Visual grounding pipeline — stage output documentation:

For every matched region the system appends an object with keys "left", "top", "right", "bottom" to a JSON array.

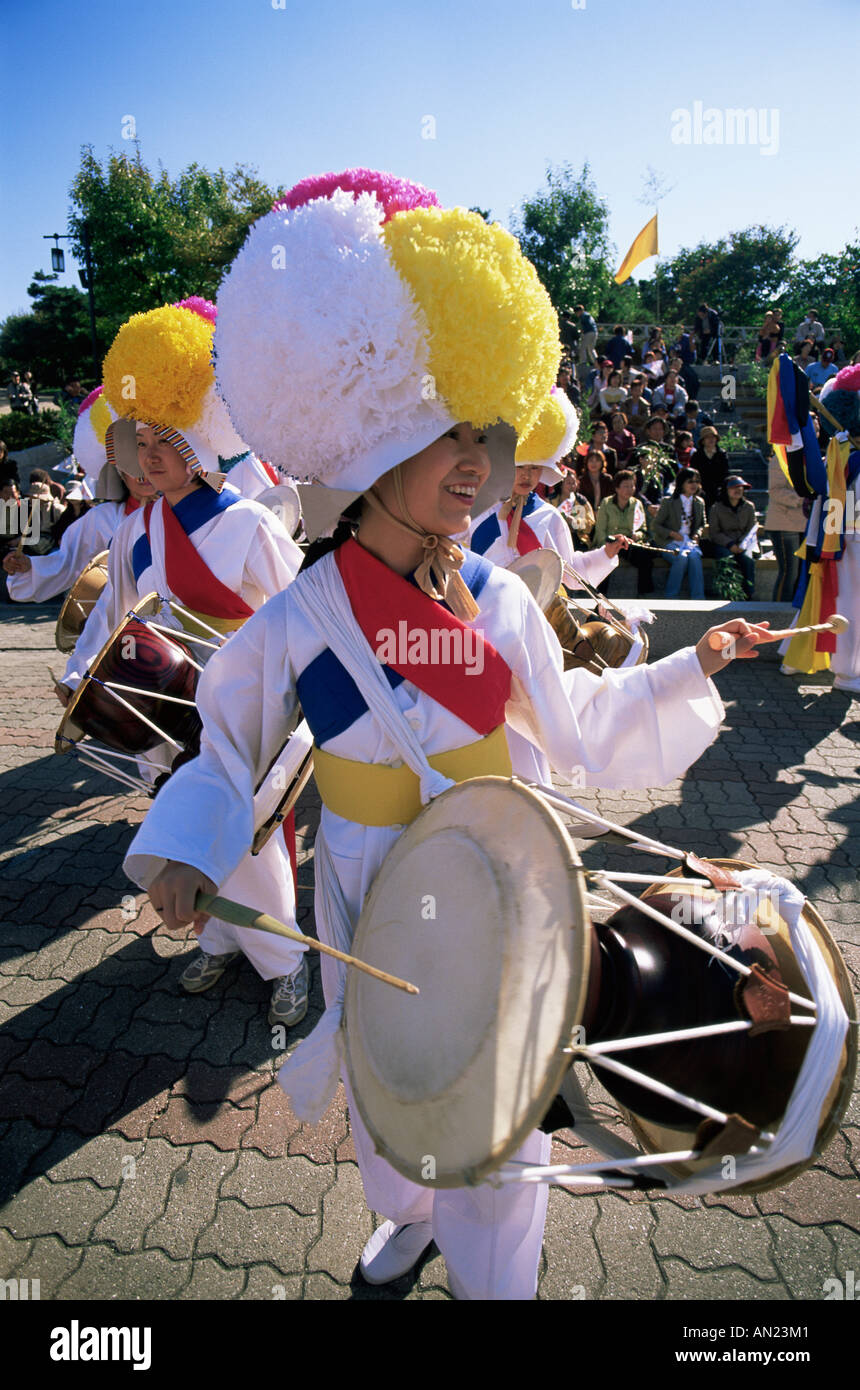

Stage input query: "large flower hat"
[
  {"left": 214, "top": 169, "right": 561, "bottom": 534},
  {"left": 818, "top": 364, "right": 860, "bottom": 439},
  {"left": 102, "top": 296, "right": 248, "bottom": 489},
  {"left": 513, "top": 387, "right": 580, "bottom": 485}
]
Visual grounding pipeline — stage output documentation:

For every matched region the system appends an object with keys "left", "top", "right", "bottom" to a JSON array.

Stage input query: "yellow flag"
[{"left": 614, "top": 213, "right": 659, "bottom": 285}]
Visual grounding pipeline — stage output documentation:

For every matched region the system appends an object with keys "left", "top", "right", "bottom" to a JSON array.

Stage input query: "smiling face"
[
  {"left": 511, "top": 463, "right": 541, "bottom": 499},
  {"left": 374, "top": 423, "right": 491, "bottom": 535},
  {"left": 135, "top": 424, "right": 194, "bottom": 494}
]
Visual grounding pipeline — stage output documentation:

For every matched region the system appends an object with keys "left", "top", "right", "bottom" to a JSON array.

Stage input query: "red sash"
[
  {"left": 514, "top": 519, "right": 541, "bottom": 555},
  {"left": 260, "top": 459, "right": 279, "bottom": 485},
  {"left": 144, "top": 500, "right": 254, "bottom": 621},
  {"left": 124, "top": 498, "right": 140, "bottom": 516},
  {"left": 335, "top": 538, "right": 511, "bottom": 735}
]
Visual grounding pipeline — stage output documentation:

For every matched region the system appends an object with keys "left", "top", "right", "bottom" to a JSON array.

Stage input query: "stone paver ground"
[{"left": 1, "top": 602, "right": 858, "bottom": 1300}]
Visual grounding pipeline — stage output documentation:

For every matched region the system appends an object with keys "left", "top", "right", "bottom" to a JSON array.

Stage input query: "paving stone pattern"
[{"left": 1, "top": 603, "right": 858, "bottom": 1300}]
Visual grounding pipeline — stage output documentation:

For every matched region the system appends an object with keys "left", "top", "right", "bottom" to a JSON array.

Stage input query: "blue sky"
[{"left": 2, "top": 0, "right": 858, "bottom": 320}]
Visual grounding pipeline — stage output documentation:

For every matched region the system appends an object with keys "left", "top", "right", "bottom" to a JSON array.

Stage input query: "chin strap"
[
  {"left": 362, "top": 467, "right": 479, "bottom": 622},
  {"left": 499, "top": 492, "right": 526, "bottom": 548}
]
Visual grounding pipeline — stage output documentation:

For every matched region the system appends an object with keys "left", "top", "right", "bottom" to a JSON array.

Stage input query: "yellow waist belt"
[
  {"left": 312, "top": 723, "right": 512, "bottom": 827},
  {"left": 175, "top": 606, "right": 248, "bottom": 639}
]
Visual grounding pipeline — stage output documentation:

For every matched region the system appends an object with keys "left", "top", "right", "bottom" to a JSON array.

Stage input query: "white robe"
[
  {"left": 67, "top": 486, "right": 305, "bottom": 981},
  {"left": 830, "top": 478, "right": 860, "bottom": 691},
  {"left": 124, "top": 547, "right": 724, "bottom": 1299},
  {"left": 7, "top": 501, "right": 126, "bottom": 604},
  {"left": 466, "top": 495, "right": 619, "bottom": 782}
]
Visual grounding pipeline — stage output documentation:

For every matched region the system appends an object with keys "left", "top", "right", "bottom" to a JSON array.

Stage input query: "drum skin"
[
  {"left": 55, "top": 551, "right": 110, "bottom": 653},
  {"left": 63, "top": 616, "right": 200, "bottom": 754}
]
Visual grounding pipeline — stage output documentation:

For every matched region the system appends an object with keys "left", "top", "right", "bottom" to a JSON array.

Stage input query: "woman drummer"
[
  {"left": 126, "top": 170, "right": 766, "bottom": 1300},
  {"left": 4, "top": 388, "right": 156, "bottom": 603},
  {"left": 56, "top": 298, "right": 310, "bottom": 1030}
]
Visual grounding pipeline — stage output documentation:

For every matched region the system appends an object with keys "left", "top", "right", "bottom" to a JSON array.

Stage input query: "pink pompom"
[
  {"left": 274, "top": 168, "right": 439, "bottom": 224},
  {"left": 78, "top": 385, "right": 103, "bottom": 416},
  {"left": 173, "top": 296, "right": 218, "bottom": 324},
  {"left": 833, "top": 364, "right": 860, "bottom": 393}
]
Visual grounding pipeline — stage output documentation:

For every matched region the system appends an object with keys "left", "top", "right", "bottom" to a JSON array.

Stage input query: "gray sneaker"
[
  {"left": 268, "top": 958, "right": 309, "bottom": 1027},
  {"left": 179, "top": 949, "right": 241, "bottom": 994}
]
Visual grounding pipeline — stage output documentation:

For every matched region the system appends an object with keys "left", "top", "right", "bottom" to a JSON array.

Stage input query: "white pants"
[
  {"left": 831, "top": 543, "right": 860, "bottom": 691},
  {"left": 197, "top": 827, "right": 305, "bottom": 980}
]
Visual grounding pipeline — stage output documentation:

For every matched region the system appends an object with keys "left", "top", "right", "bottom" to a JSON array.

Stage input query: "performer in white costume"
[
  {"left": 4, "top": 387, "right": 156, "bottom": 602},
  {"left": 124, "top": 169, "right": 765, "bottom": 1299},
  {"left": 57, "top": 299, "right": 308, "bottom": 1026}
]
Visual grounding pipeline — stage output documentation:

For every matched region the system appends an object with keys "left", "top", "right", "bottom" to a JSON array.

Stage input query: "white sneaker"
[
  {"left": 780, "top": 663, "right": 802, "bottom": 675},
  {"left": 359, "top": 1220, "right": 434, "bottom": 1284}
]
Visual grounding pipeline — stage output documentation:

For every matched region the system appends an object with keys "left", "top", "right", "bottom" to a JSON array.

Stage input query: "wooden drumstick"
[
  {"left": 195, "top": 892, "right": 419, "bottom": 995},
  {"left": 707, "top": 614, "right": 850, "bottom": 651}
]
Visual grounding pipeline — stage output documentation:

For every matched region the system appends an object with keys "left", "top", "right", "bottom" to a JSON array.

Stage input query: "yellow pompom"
[
  {"left": 89, "top": 391, "right": 112, "bottom": 446},
  {"left": 382, "top": 207, "right": 559, "bottom": 438},
  {"left": 515, "top": 395, "right": 567, "bottom": 463},
  {"left": 103, "top": 305, "right": 214, "bottom": 430}
]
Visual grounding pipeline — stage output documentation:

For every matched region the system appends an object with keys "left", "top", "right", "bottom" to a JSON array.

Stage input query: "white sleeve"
[
  {"left": 504, "top": 584, "right": 723, "bottom": 789},
  {"left": 7, "top": 506, "right": 110, "bottom": 604},
  {"left": 124, "top": 594, "right": 299, "bottom": 891},
  {"left": 541, "top": 508, "right": 578, "bottom": 568},
  {"left": 242, "top": 510, "right": 303, "bottom": 604},
  {"left": 60, "top": 520, "right": 136, "bottom": 689},
  {"left": 565, "top": 545, "right": 618, "bottom": 589}
]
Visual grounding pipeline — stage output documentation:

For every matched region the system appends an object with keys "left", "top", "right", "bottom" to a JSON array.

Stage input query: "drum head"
[
  {"left": 617, "top": 861, "right": 857, "bottom": 1194},
  {"left": 55, "top": 550, "right": 110, "bottom": 653},
  {"left": 344, "top": 777, "right": 590, "bottom": 1188},
  {"left": 257, "top": 483, "right": 302, "bottom": 539},
  {"left": 506, "top": 548, "right": 564, "bottom": 612}
]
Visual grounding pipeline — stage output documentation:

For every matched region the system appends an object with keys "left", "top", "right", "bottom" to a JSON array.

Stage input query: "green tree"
[
  {"left": 0, "top": 272, "right": 93, "bottom": 386},
  {"left": 638, "top": 225, "right": 799, "bottom": 325},
  {"left": 511, "top": 162, "right": 616, "bottom": 317},
  {"left": 779, "top": 239, "right": 860, "bottom": 346},
  {"left": 68, "top": 147, "right": 282, "bottom": 349}
]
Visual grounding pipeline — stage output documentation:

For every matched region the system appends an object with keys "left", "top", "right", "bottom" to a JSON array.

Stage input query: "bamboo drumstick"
[
  {"left": 195, "top": 892, "right": 419, "bottom": 995},
  {"left": 707, "top": 614, "right": 849, "bottom": 650}
]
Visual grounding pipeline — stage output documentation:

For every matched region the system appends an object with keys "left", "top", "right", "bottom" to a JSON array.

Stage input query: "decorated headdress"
[
  {"left": 514, "top": 387, "right": 579, "bottom": 485},
  {"left": 102, "top": 296, "right": 248, "bottom": 491},
  {"left": 73, "top": 386, "right": 122, "bottom": 501},
  {"left": 214, "top": 168, "right": 561, "bottom": 538}
]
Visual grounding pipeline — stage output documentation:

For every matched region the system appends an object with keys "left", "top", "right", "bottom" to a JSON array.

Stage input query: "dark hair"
[
  {"left": 299, "top": 497, "right": 364, "bottom": 571},
  {"left": 646, "top": 416, "right": 665, "bottom": 433},
  {"left": 608, "top": 371, "right": 621, "bottom": 386},
  {"left": 672, "top": 467, "right": 701, "bottom": 497},
  {"left": 29, "top": 468, "right": 51, "bottom": 484},
  {"left": 613, "top": 469, "right": 635, "bottom": 489},
  {"left": 584, "top": 448, "right": 607, "bottom": 468},
  {"left": 613, "top": 324, "right": 624, "bottom": 335},
  {"left": 575, "top": 304, "right": 585, "bottom": 314}
]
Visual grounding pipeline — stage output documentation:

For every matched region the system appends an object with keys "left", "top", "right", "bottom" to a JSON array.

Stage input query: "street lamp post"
[{"left": 43, "top": 230, "right": 100, "bottom": 381}]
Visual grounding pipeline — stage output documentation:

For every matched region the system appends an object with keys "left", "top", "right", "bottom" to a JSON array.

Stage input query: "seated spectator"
[
  {"left": 24, "top": 471, "right": 65, "bottom": 556},
  {"left": 756, "top": 310, "right": 781, "bottom": 362},
  {"left": 764, "top": 452, "right": 806, "bottom": 602},
  {"left": 607, "top": 411, "right": 636, "bottom": 463},
  {"left": 576, "top": 448, "right": 615, "bottom": 515},
  {"left": 576, "top": 304, "right": 598, "bottom": 365},
  {"left": 589, "top": 421, "right": 618, "bottom": 474},
  {"left": 806, "top": 348, "right": 838, "bottom": 389},
  {"left": 674, "top": 429, "right": 694, "bottom": 468},
  {"left": 651, "top": 368, "right": 688, "bottom": 419},
  {"left": 648, "top": 405, "right": 675, "bottom": 447},
  {"left": 8, "top": 372, "right": 34, "bottom": 414},
  {"left": 831, "top": 335, "right": 848, "bottom": 367},
  {"left": 604, "top": 325, "right": 631, "bottom": 368},
  {"left": 646, "top": 327, "right": 668, "bottom": 363},
  {"left": 620, "top": 355, "right": 635, "bottom": 387},
  {"left": 668, "top": 347, "right": 699, "bottom": 400},
  {"left": 691, "top": 425, "right": 729, "bottom": 509},
  {"left": 623, "top": 376, "right": 652, "bottom": 441},
  {"left": 793, "top": 310, "right": 825, "bottom": 354},
  {"left": 794, "top": 339, "right": 818, "bottom": 371},
  {"left": 640, "top": 350, "right": 664, "bottom": 381},
  {"left": 631, "top": 417, "right": 677, "bottom": 505},
  {"left": 683, "top": 398, "right": 712, "bottom": 446},
  {"left": 651, "top": 467, "right": 706, "bottom": 599},
  {"left": 556, "top": 362, "right": 581, "bottom": 407},
  {"left": 550, "top": 466, "right": 596, "bottom": 550},
  {"left": 592, "top": 469, "right": 653, "bottom": 596},
  {"left": 587, "top": 358, "right": 614, "bottom": 412},
  {"left": 708, "top": 475, "right": 758, "bottom": 598},
  {"left": 598, "top": 370, "right": 628, "bottom": 418}
]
